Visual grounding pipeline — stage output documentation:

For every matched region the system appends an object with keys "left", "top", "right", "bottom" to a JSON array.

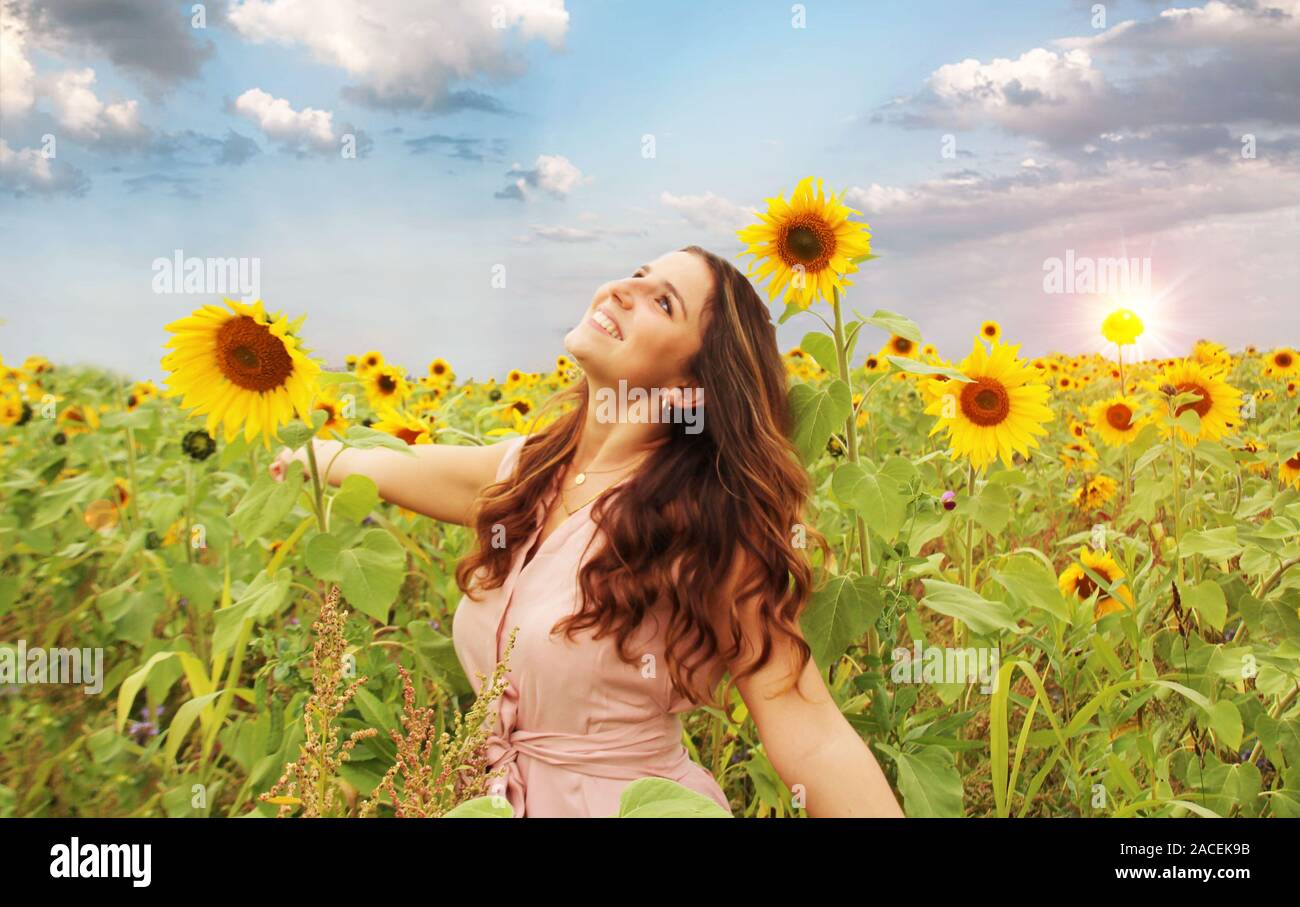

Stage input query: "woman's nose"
[{"left": 609, "top": 284, "right": 635, "bottom": 309}]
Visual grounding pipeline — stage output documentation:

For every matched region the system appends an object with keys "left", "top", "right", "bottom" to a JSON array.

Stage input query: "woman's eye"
[{"left": 657, "top": 296, "right": 672, "bottom": 315}]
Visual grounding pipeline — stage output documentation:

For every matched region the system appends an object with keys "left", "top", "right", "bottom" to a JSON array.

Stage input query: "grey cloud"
[{"left": 405, "top": 134, "right": 507, "bottom": 162}]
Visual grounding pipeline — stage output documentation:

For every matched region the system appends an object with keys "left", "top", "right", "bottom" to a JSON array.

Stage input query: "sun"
[{"left": 161, "top": 298, "right": 320, "bottom": 446}]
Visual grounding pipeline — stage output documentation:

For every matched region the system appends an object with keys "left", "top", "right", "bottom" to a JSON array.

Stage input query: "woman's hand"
[{"left": 269, "top": 444, "right": 311, "bottom": 483}]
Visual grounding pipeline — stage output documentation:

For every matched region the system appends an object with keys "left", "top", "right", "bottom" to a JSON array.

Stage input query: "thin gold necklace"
[
  {"left": 559, "top": 457, "right": 645, "bottom": 515},
  {"left": 568, "top": 451, "right": 650, "bottom": 486}
]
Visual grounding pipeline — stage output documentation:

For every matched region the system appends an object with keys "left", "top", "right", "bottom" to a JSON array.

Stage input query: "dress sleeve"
[{"left": 493, "top": 433, "right": 530, "bottom": 484}]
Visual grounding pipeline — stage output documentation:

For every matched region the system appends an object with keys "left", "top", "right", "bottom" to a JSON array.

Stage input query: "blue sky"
[{"left": 2, "top": 0, "right": 1298, "bottom": 383}]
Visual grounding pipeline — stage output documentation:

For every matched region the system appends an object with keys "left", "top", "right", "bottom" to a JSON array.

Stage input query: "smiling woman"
[{"left": 271, "top": 245, "right": 905, "bottom": 818}]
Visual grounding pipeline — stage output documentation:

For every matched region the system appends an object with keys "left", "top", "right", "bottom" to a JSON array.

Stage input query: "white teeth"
[{"left": 593, "top": 310, "right": 622, "bottom": 340}]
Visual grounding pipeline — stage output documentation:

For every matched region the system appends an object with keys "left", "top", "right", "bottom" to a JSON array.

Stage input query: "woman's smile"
[{"left": 589, "top": 306, "right": 624, "bottom": 341}]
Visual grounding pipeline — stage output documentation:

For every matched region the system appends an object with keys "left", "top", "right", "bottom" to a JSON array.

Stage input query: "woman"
[{"left": 271, "top": 245, "right": 903, "bottom": 818}]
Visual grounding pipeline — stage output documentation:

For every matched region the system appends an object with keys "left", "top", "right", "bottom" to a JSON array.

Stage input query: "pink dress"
[{"left": 452, "top": 434, "right": 732, "bottom": 818}]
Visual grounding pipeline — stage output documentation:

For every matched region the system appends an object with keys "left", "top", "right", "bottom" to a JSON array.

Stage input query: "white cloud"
[
  {"left": 659, "top": 190, "right": 756, "bottom": 233},
  {"left": 227, "top": 0, "right": 569, "bottom": 111},
  {"left": 0, "top": 1, "right": 36, "bottom": 118},
  {"left": 0, "top": 138, "right": 87, "bottom": 196},
  {"left": 232, "top": 88, "right": 336, "bottom": 152},
  {"left": 45, "top": 69, "right": 150, "bottom": 146},
  {"left": 844, "top": 184, "right": 910, "bottom": 214},
  {"left": 496, "top": 154, "right": 589, "bottom": 201}
]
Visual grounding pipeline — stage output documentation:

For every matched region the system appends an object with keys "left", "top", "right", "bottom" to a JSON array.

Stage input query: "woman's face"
[{"left": 564, "top": 250, "right": 713, "bottom": 390}]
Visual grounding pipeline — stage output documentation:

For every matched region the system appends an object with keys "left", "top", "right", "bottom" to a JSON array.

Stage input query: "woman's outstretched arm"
[
  {"left": 713, "top": 552, "right": 906, "bottom": 818},
  {"left": 270, "top": 437, "right": 514, "bottom": 526}
]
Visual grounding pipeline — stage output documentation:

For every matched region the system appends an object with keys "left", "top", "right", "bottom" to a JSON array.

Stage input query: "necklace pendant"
[{"left": 573, "top": 472, "right": 586, "bottom": 486}]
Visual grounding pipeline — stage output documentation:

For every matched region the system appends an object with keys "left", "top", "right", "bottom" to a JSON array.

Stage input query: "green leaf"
[
  {"left": 832, "top": 462, "right": 907, "bottom": 541},
  {"left": 990, "top": 554, "right": 1072, "bottom": 623},
  {"left": 317, "top": 371, "right": 359, "bottom": 387},
  {"left": 331, "top": 474, "right": 379, "bottom": 523},
  {"left": 964, "top": 483, "right": 1011, "bottom": 535},
  {"left": 920, "top": 580, "right": 1022, "bottom": 636},
  {"left": 1207, "top": 700, "right": 1243, "bottom": 751},
  {"left": 799, "top": 332, "right": 840, "bottom": 376},
  {"left": 877, "top": 744, "right": 964, "bottom": 817},
  {"left": 276, "top": 419, "right": 314, "bottom": 451},
  {"left": 1179, "top": 527, "right": 1242, "bottom": 560},
  {"left": 885, "top": 356, "right": 972, "bottom": 383},
  {"left": 864, "top": 309, "right": 921, "bottom": 342},
  {"left": 801, "top": 574, "right": 883, "bottom": 671},
  {"left": 232, "top": 472, "right": 300, "bottom": 541},
  {"left": 343, "top": 425, "right": 416, "bottom": 455},
  {"left": 788, "top": 379, "right": 852, "bottom": 464},
  {"left": 614, "top": 778, "right": 732, "bottom": 818},
  {"left": 1179, "top": 579, "right": 1227, "bottom": 632},
  {"left": 213, "top": 569, "right": 292, "bottom": 657},
  {"left": 305, "top": 530, "right": 405, "bottom": 622},
  {"left": 444, "top": 796, "right": 514, "bottom": 818}
]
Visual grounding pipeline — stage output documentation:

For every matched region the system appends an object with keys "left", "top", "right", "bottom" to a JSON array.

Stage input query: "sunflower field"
[{"left": 3, "top": 182, "right": 1300, "bottom": 819}]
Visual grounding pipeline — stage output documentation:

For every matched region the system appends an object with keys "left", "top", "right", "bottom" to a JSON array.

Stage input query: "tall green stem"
[
  {"left": 830, "top": 289, "right": 871, "bottom": 578},
  {"left": 304, "top": 438, "right": 329, "bottom": 533}
]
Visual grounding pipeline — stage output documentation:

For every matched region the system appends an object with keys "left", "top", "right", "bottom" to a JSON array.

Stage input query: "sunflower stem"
[
  {"left": 830, "top": 289, "right": 872, "bottom": 579},
  {"left": 184, "top": 461, "right": 195, "bottom": 565},
  {"left": 305, "top": 438, "right": 329, "bottom": 533}
]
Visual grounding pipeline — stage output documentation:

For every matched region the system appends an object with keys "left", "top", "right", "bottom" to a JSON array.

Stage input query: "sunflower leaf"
[
  {"left": 232, "top": 473, "right": 301, "bottom": 541},
  {"left": 885, "top": 356, "right": 973, "bottom": 383},
  {"left": 788, "top": 379, "right": 852, "bottom": 464},
  {"left": 801, "top": 573, "right": 884, "bottom": 672},
  {"left": 921, "top": 580, "right": 1022, "bottom": 636},
  {"left": 864, "top": 309, "right": 921, "bottom": 342},
  {"left": 343, "top": 425, "right": 416, "bottom": 455},
  {"left": 800, "top": 332, "right": 841, "bottom": 375},
  {"left": 317, "top": 371, "right": 358, "bottom": 386}
]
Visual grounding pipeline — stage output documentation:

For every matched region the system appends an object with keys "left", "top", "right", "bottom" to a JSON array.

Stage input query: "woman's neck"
[{"left": 574, "top": 389, "right": 670, "bottom": 472}]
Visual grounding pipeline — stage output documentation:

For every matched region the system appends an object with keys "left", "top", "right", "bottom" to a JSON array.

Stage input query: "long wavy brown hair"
[{"left": 455, "top": 245, "right": 829, "bottom": 711}]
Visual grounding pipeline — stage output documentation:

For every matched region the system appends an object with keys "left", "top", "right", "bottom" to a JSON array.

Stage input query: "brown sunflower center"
[
  {"left": 960, "top": 378, "right": 1011, "bottom": 426},
  {"left": 779, "top": 218, "right": 834, "bottom": 269},
  {"left": 378, "top": 374, "right": 397, "bottom": 394},
  {"left": 983, "top": 325, "right": 996, "bottom": 337},
  {"left": 394, "top": 426, "right": 422, "bottom": 445},
  {"left": 1276, "top": 352, "right": 1294, "bottom": 368},
  {"left": 512, "top": 400, "right": 531, "bottom": 415},
  {"left": 892, "top": 337, "right": 914, "bottom": 355},
  {"left": 1106, "top": 403, "right": 1134, "bottom": 431},
  {"left": 1175, "top": 382, "right": 1212, "bottom": 418},
  {"left": 1287, "top": 454, "right": 1300, "bottom": 470},
  {"left": 1074, "top": 574, "right": 1098, "bottom": 600},
  {"left": 216, "top": 316, "right": 293, "bottom": 392}
]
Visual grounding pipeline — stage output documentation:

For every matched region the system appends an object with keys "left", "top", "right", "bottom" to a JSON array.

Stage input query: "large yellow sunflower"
[
  {"left": 924, "top": 338, "right": 1054, "bottom": 470},
  {"left": 1059, "top": 547, "right": 1135, "bottom": 621},
  {"left": 1152, "top": 359, "right": 1243, "bottom": 444},
  {"left": 372, "top": 409, "right": 432, "bottom": 445},
  {"left": 1088, "top": 395, "right": 1145, "bottom": 446},
  {"left": 737, "top": 175, "right": 872, "bottom": 311},
  {"left": 161, "top": 299, "right": 320, "bottom": 445},
  {"left": 1073, "top": 474, "right": 1118, "bottom": 511}
]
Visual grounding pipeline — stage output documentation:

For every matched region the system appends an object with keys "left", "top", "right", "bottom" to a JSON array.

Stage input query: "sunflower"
[
  {"left": 313, "top": 391, "right": 349, "bottom": 438},
  {"left": 345, "top": 354, "right": 358, "bottom": 371},
  {"left": 978, "top": 321, "right": 1001, "bottom": 343},
  {"left": 427, "top": 357, "right": 454, "bottom": 383},
  {"left": 1265, "top": 347, "right": 1298, "bottom": 379},
  {"left": 737, "top": 175, "right": 873, "bottom": 311},
  {"left": 1059, "top": 439, "right": 1098, "bottom": 472},
  {"left": 863, "top": 354, "right": 888, "bottom": 374},
  {"left": 1280, "top": 451, "right": 1300, "bottom": 491},
  {"left": 1059, "top": 547, "right": 1135, "bottom": 621},
  {"left": 1190, "top": 339, "right": 1231, "bottom": 375},
  {"left": 1101, "top": 308, "right": 1143, "bottom": 346},
  {"left": 1088, "top": 395, "right": 1144, "bottom": 446},
  {"left": 1235, "top": 438, "right": 1270, "bottom": 477},
  {"left": 356, "top": 351, "right": 384, "bottom": 377},
  {"left": 1073, "top": 474, "right": 1117, "bottom": 511},
  {"left": 22, "top": 355, "right": 53, "bottom": 375},
  {"left": 1152, "top": 359, "right": 1243, "bottom": 444},
  {"left": 372, "top": 409, "right": 432, "bottom": 446},
  {"left": 923, "top": 338, "right": 1053, "bottom": 470},
  {"left": 0, "top": 393, "right": 23, "bottom": 427},
  {"left": 881, "top": 335, "right": 917, "bottom": 359},
  {"left": 162, "top": 299, "right": 320, "bottom": 446},
  {"left": 126, "top": 380, "right": 159, "bottom": 411},
  {"left": 365, "top": 365, "right": 410, "bottom": 409}
]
